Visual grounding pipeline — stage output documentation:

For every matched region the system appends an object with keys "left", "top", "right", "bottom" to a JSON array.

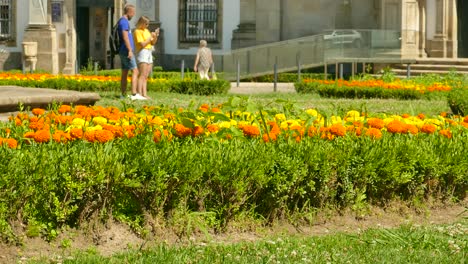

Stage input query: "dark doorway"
[
  {"left": 76, "top": 7, "right": 90, "bottom": 69},
  {"left": 458, "top": 0, "right": 468, "bottom": 57},
  {"left": 76, "top": 0, "right": 114, "bottom": 70}
]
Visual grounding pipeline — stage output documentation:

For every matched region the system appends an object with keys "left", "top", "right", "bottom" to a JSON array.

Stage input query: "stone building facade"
[{"left": 0, "top": 0, "right": 466, "bottom": 73}]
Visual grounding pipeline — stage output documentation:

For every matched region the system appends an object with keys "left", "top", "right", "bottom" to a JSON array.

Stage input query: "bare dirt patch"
[{"left": 0, "top": 203, "right": 466, "bottom": 263}]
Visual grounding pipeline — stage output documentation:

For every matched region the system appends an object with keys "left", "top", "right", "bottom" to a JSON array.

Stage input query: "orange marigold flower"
[
  {"left": 405, "top": 124, "right": 418, "bottom": 135},
  {"left": 153, "top": 129, "right": 172, "bottom": 143},
  {"left": 329, "top": 124, "right": 346, "bottom": 137},
  {"left": 461, "top": 122, "right": 468, "bottom": 129},
  {"left": 211, "top": 107, "right": 221, "bottom": 113},
  {"left": 352, "top": 121, "right": 364, "bottom": 127},
  {"left": 421, "top": 124, "right": 437, "bottom": 134},
  {"left": 241, "top": 125, "right": 260, "bottom": 137},
  {"left": 174, "top": 123, "right": 192, "bottom": 137},
  {"left": 94, "top": 130, "right": 114, "bottom": 143},
  {"left": 307, "top": 126, "right": 317, "bottom": 137},
  {"left": 164, "top": 113, "right": 176, "bottom": 121},
  {"left": 417, "top": 113, "right": 425, "bottom": 120},
  {"left": 207, "top": 124, "right": 220, "bottom": 133},
  {"left": 58, "top": 104, "right": 72, "bottom": 114},
  {"left": 34, "top": 129, "right": 51, "bottom": 143},
  {"left": 32, "top": 108, "right": 45, "bottom": 116},
  {"left": 192, "top": 126, "right": 204, "bottom": 137},
  {"left": 84, "top": 131, "right": 96, "bottom": 142},
  {"left": 52, "top": 130, "right": 65, "bottom": 143},
  {"left": 69, "top": 128, "right": 83, "bottom": 139},
  {"left": 24, "top": 131, "right": 35, "bottom": 139},
  {"left": 29, "top": 121, "right": 45, "bottom": 131},
  {"left": 290, "top": 125, "right": 305, "bottom": 138},
  {"left": 0, "top": 138, "right": 18, "bottom": 149},
  {"left": 365, "top": 128, "right": 382, "bottom": 139},
  {"left": 355, "top": 127, "right": 364, "bottom": 136},
  {"left": 440, "top": 112, "right": 448, "bottom": 118},
  {"left": 386, "top": 120, "right": 407, "bottom": 134},
  {"left": 402, "top": 113, "right": 410, "bottom": 118},
  {"left": 463, "top": 116, "right": 468, "bottom": 123},
  {"left": 262, "top": 132, "right": 278, "bottom": 143},
  {"left": 320, "top": 132, "right": 335, "bottom": 141},
  {"left": 439, "top": 129, "right": 452, "bottom": 139},
  {"left": 366, "top": 118, "right": 385, "bottom": 129}
]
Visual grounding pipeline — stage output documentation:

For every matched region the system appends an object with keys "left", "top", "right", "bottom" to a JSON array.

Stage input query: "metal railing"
[{"left": 220, "top": 29, "right": 413, "bottom": 81}]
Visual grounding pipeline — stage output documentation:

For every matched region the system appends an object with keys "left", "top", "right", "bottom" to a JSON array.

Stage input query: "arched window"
[{"left": 179, "top": 0, "right": 220, "bottom": 44}]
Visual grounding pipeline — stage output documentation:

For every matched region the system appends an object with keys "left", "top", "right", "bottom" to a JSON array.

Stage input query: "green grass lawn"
[
  {"left": 31, "top": 221, "right": 467, "bottom": 264},
  {"left": 96, "top": 91, "right": 450, "bottom": 117}
]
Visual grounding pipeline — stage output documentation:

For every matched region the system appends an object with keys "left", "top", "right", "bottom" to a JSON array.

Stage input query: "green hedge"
[
  {"left": 80, "top": 69, "right": 226, "bottom": 80},
  {"left": 0, "top": 78, "right": 230, "bottom": 95},
  {"left": 447, "top": 88, "right": 468, "bottom": 116},
  {"left": 294, "top": 81, "right": 448, "bottom": 100},
  {"left": 241, "top": 73, "right": 331, "bottom": 83},
  {"left": 0, "top": 135, "right": 466, "bottom": 241}
]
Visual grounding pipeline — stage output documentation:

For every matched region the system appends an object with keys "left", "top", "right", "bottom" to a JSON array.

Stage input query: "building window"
[
  {"left": 0, "top": 0, "right": 12, "bottom": 41},
  {"left": 179, "top": 0, "right": 219, "bottom": 43},
  {"left": 52, "top": 1, "right": 63, "bottom": 23}
]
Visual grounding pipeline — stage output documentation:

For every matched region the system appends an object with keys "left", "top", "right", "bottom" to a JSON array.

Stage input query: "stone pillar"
[
  {"left": 255, "top": 0, "right": 280, "bottom": 45},
  {"left": 62, "top": 0, "right": 77, "bottom": 74},
  {"left": 401, "top": 0, "right": 420, "bottom": 58},
  {"left": 428, "top": 0, "right": 457, "bottom": 57},
  {"left": 23, "top": 0, "right": 59, "bottom": 74},
  {"left": 418, "top": 0, "right": 428, "bottom": 57},
  {"left": 232, "top": 0, "right": 257, "bottom": 49}
]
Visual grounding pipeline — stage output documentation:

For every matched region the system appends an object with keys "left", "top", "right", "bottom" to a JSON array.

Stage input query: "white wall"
[{"left": 159, "top": 0, "right": 240, "bottom": 55}]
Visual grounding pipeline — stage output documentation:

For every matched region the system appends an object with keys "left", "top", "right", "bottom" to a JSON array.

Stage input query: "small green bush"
[
  {"left": 168, "top": 79, "right": 230, "bottom": 95},
  {"left": 447, "top": 88, "right": 468, "bottom": 115},
  {"left": 294, "top": 81, "right": 425, "bottom": 100}
]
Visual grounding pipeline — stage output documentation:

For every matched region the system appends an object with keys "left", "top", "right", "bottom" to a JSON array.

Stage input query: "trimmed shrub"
[{"left": 447, "top": 88, "right": 468, "bottom": 115}]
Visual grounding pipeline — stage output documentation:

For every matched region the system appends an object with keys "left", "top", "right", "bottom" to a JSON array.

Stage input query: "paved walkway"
[{"left": 229, "top": 82, "right": 296, "bottom": 94}]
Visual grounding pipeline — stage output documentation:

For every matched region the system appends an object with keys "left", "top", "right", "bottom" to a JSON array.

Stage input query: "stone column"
[
  {"left": 23, "top": 0, "right": 59, "bottom": 74},
  {"left": 418, "top": 0, "right": 428, "bottom": 57},
  {"left": 428, "top": 0, "right": 457, "bottom": 57},
  {"left": 255, "top": 0, "right": 281, "bottom": 45},
  {"left": 231, "top": 0, "right": 257, "bottom": 49},
  {"left": 401, "top": 0, "right": 420, "bottom": 58},
  {"left": 62, "top": 0, "right": 77, "bottom": 74}
]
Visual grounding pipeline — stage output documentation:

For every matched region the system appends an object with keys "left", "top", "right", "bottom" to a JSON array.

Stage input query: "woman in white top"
[{"left": 194, "top": 40, "right": 213, "bottom": 80}]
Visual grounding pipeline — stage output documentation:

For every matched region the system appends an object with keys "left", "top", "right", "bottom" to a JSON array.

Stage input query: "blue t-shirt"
[{"left": 118, "top": 17, "right": 135, "bottom": 53}]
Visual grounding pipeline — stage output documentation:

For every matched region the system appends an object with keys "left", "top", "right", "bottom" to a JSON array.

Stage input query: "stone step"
[{"left": 415, "top": 58, "right": 468, "bottom": 65}]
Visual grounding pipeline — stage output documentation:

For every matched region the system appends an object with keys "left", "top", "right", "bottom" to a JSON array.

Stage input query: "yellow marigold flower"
[
  {"left": 92, "top": 116, "right": 108, "bottom": 125},
  {"left": 330, "top": 116, "right": 342, "bottom": 124},
  {"left": 86, "top": 125, "right": 103, "bottom": 131},
  {"left": 275, "top": 113, "right": 286, "bottom": 121},
  {"left": 219, "top": 121, "right": 232, "bottom": 128},
  {"left": 346, "top": 110, "right": 360, "bottom": 119},
  {"left": 306, "top": 109, "right": 319, "bottom": 117},
  {"left": 72, "top": 118, "right": 86, "bottom": 127}
]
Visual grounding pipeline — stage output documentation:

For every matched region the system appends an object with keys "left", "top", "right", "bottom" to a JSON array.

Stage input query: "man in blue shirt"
[{"left": 118, "top": 4, "right": 145, "bottom": 100}]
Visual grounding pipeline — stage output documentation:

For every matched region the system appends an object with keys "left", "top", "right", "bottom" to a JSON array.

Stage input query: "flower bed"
[
  {"left": 0, "top": 100, "right": 467, "bottom": 241},
  {"left": 0, "top": 72, "right": 230, "bottom": 95},
  {"left": 295, "top": 78, "right": 453, "bottom": 100}
]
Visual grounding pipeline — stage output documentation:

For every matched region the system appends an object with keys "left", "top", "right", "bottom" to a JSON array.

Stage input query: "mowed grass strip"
[
  {"left": 97, "top": 91, "right": 450, "bottom": 117},
  {"left": 32, "top": 221, "right": 467, "bottom": 264}
]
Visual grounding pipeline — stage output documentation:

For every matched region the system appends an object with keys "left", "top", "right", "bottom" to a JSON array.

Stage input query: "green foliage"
[
  {"left": 295, "top": 81, "right": 426, "bottom": 100},
  {"left": 241, "top": 73, "right": 331, "bottom": 82},
  {"left": 167, "top": 79, "right": 230, "bottom": 95},
  {"left": 447, "top": 88, "right": 468, "bottom": 116},
  {"left": 0, "top": 131, "right": 466, "bottom": 242}
]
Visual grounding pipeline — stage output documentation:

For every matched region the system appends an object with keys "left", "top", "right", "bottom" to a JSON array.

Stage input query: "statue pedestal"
[{"left": 23, "top": 24, "right": 59, "bottom": 74}]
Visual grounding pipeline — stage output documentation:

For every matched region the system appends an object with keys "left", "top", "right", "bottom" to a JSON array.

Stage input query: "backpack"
[{"left": 109, "top": 18, "right": 121, "bottom": 56}]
